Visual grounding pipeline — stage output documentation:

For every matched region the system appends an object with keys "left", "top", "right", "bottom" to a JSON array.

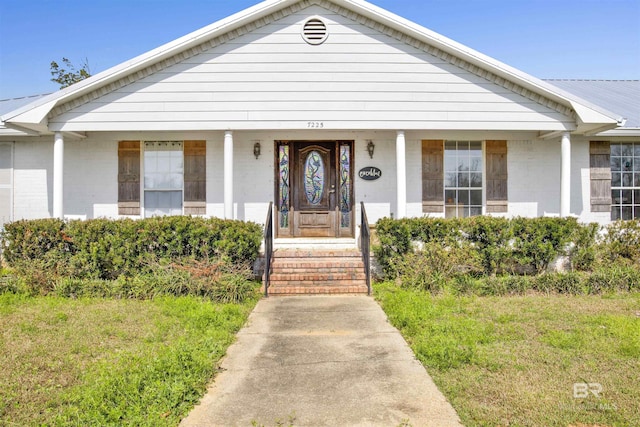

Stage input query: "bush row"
[
  {"left": 447, "top": 265, "right": 640, "bottom": 296},
  {"left": 0, "top": 259, "right": 257, "bottom": 303},
  {"left": 374, "top": 217, "right": 640, "bottom": 293},
  {"left": 375, "top": 216, "right": 591, "bottom": 276},
  {"left": 1, "top": 216, "right": 263, "bottom": 280}
]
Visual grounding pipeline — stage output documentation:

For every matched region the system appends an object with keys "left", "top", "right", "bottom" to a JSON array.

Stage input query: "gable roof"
[{"left": 1, "top": 0, "right": 621, "bottom": 135}]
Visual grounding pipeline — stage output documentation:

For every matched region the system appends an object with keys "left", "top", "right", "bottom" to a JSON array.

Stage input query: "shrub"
[
  {"left": 209, "top": 274, "right": 257, "bottom": 304},
  {"left": 600, "top": 220, "right": 640, "bottom": 265},
  {"left": 215, "top": 220, "right": 263, "bottom": 264},
  {"left": 1, "top": 217, "right": 262, "bottom": 280},
  {"left": 52, "top": 258, "right": 258, "bottom": 303},
  {"left": 1, "top": 217, "right": 262, "bottom": 301},
  {"left": 463, "top": 216, "right": 513, "bottom": 275},
  {"left": 586, "top": 265, "right": 640, "bottom": 294},
  {"left": 406, "top": 217, "right": 461, "bottom": 242},
  {"left": 510, "top": 217, "right": 580, "bottom": 273},
  {"left": 474, "top": 275, "right": 535, "bottom": 296},
  {"left": 532, "top": 272, "right": 586, "bottom": 295},
  {"left": 569, "top": 222, "right": 599, "bottom": 271},
  {"left": 395, "top": 240, "right": 481, "bottom": 293},
  {"left": 0, "top": 269, "right": 22, "bottom": 295},
  {"left": 1, "top": 218, "right": 71, "bottom": 264},
  {"left": 373, "top": 218, "right": 412, "bottom": 277},
  {"left": 9, "top": 257, "right": 73, "bottom": 295},
  {"left": 373, "top": 216, "right": 588, "bottom": 279}
]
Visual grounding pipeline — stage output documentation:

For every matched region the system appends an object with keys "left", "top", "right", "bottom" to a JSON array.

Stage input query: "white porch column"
[
  {"left": 396, "top": 130, "right": 407, "bottom": 218},
  {"left": 560, "top": 131, "right": 571, "bottom": 217},
  {"left": 224, "top": 130, "right": 234, "bottom": 219},
  {"left": 53, "top": 132, "right": 64, "bottom": 219}
]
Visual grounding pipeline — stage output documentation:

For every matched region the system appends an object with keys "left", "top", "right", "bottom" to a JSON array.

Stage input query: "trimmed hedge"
[
  {"left": 1, "top": 217, "right": 262, "bottom": 280},
  {"left": 374, "top": 216, "right": 640, "bottom": 295},
  {"left": 375, "top": 216, "right": 585, "bottom": 277}
]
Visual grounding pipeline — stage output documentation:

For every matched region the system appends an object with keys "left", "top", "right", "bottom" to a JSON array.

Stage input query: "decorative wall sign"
[{"left": 359, "top": 167, "right": 382, "bottom": 181}]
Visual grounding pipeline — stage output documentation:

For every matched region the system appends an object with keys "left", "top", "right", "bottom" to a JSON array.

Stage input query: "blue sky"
[{"left": 0, "top": 0, "right": 638, "bottom": 100}]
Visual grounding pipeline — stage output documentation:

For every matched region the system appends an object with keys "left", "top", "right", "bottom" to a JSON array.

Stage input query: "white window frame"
[
  {"left": 611, "top": 141, "right": 640, "bottom": 220},
  {"left": 141, "top": 141, "right": 184, "bottom": 218},
  {"left": 443, "top": 140, "right": 484, "bottom": 218}
]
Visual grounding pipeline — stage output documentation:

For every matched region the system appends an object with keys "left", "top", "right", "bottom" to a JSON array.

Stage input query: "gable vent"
[{"left": 302, "top": 18, "right": 328, "bottom": 45}]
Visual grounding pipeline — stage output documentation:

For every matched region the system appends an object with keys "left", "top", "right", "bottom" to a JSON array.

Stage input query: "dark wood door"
[
  {"left": 275, "top": 140, "right": 354, "bottom": 238},
  {"left": 292, "top": 142, "right": 337, "bottom": 237}
]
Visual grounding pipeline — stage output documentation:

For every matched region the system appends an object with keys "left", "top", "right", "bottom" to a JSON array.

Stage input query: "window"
[
  {"left": 144, "top": 141, "right": 183, "bottom": 217},
  {"left": 611, "top": 142, "right": 640, "bottom": 220},
  {"left": 422, "top": 140, "right": 505, "bottom": 217},
  {"left": 118, "top": 140, "right": 206, "bottom": 217},
  {"left": 444, "top": 141, "right": 483, "bottom": 218}
]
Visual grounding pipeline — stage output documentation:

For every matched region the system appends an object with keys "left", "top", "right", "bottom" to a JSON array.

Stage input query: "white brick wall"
[
  {"left": 65, "top": 137, "right": 118, "bottom": 219},
  {"left": 508, "top": 137, "right": 611, "bottom": 225},
  {"left": 13, "top": 138, "right": 52, "bottom": 220},
  {"left": 206, "top": 137, "right": 225, "bottom": 218},
  {"left": 5, "top": 131, "right": 614, "bottom": 226},
  {"left": 508, "top": 139, "right": 561, "bottom": 218},
  {"left": 233, "top": 133, "right": 274, "bottom": 224},
  {"left": 354, "top": 133, "right": 397, "bottom": 222},
  {"left": 0, "top": 142, "right": 13, "bottom": 227}
]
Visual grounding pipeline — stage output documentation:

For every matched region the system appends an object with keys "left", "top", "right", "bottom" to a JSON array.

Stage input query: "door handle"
[{"left": 329, "top": 185, "right": 336, "bottom": 194}]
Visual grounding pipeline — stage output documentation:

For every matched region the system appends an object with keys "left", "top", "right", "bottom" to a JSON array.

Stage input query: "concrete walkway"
[{"left": 180, "top": 295, "right": 463, "bottom": 427}]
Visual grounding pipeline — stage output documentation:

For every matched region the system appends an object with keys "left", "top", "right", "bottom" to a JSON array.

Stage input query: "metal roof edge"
[{"left": 595, "top": 128, "right": 640, "bottom": 137}]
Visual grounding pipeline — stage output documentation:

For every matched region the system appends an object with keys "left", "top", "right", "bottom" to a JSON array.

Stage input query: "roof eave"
[
  {"left": 3, "top": 0, "right": 621, "bottom": 131},
  {"left": 594, "top": 128, "right": 640, "bottom": 137}
]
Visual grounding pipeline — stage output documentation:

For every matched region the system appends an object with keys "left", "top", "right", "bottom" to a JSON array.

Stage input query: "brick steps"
[
  {"left": 264, "top": 248, "right": 368, "bottom": 295},
  {"left": 268, "top": 285, "right": 369, "bottom": 295}
]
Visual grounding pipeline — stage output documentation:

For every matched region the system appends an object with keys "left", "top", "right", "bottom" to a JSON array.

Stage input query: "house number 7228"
[{"left": 307, "top": 122, "right": 324, "bottom": 128}]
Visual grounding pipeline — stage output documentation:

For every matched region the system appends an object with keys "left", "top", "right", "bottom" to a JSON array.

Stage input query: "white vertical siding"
[{"left": 49, "top": 5, "right": 573, "bottom": 132}]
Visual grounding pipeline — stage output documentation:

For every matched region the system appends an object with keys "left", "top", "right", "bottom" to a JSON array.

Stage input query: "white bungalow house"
[{"left": 0, "top": 0, "right": 638, "bottom": 241}]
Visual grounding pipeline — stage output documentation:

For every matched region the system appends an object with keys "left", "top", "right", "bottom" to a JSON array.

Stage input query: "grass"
[
  {"left": 375, "top": 282, "right": 640, "bottom": 427},
  {"left": 0, "top": 292, "right": 259, "bottom": 426}
]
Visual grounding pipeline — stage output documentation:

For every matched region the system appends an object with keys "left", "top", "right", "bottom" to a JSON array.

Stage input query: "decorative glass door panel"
[{"left": 276, "top": 141, "right": 353, "bottom": 238}]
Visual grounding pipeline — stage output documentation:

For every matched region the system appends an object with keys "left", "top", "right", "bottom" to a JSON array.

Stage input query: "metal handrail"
[
  {"left": 263, "top": 202, "right": 274, "bottom": 297},
  {"left": 360, "top": 202, "right": 371, "bottom": 295}
]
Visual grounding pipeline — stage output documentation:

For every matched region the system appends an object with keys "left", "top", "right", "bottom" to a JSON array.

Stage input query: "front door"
[{"left": 276, "top": 141, "right": 354, "bottom": 238}]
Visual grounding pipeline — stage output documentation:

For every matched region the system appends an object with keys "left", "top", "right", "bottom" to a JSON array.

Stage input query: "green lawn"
[
  {"left": 3, "top": 285, "right": 638, "bottom": 427},
  {"left": 0, "top": 293, "right": 258, "bottom": 426},
  {"left": 375, "top": 282, "right": 640, "bottom": 427}
]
